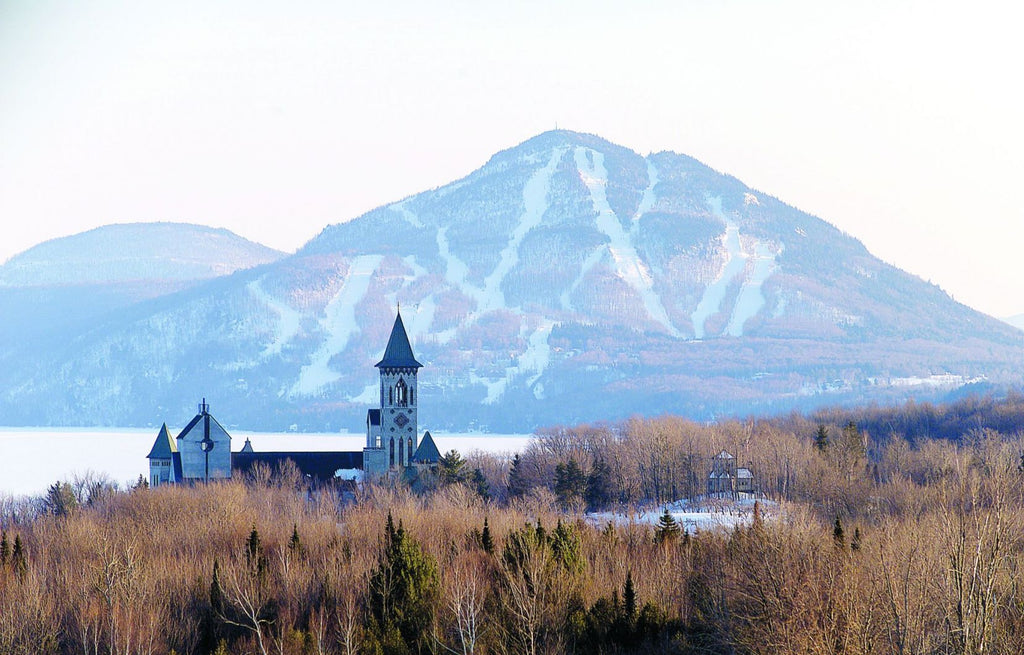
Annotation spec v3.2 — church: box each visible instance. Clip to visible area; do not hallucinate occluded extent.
[146,309,441,486]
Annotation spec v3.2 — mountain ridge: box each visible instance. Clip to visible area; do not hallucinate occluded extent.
[0,131,1019,431]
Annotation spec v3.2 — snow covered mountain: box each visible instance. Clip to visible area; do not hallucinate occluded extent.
[0,132,1019,431]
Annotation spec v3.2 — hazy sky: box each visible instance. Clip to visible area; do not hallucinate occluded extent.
[2,1,1022,317]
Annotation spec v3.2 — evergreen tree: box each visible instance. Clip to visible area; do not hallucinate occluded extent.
[654,508,681,545]
[550,519,583,574]
[210,559,224,614]
[851,527,862,552]
[43,481,78,517]
[554,458,587,509]
[623,570,637,623]
[585,457,616,511]
[438,449,468,485]
[0,531,8,567]
[814,424,830,452]
[507,453,529,498]
[471,467,490,500]
[481,516,494,555]
[11,535,27,577]
[833,516,846,550]
[246,524,261,565]
[369,514,440,654]
[289,524,302,555]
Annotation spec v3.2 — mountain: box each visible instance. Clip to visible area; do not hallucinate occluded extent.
[0,132,1019,431]
[1004,314,1024,331]
[0,223,284,354]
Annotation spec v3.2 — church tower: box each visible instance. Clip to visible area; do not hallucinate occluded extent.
[364,309,422,474]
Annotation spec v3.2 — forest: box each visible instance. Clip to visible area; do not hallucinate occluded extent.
[2,394,1024,654]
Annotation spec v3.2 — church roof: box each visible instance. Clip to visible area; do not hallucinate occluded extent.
[412,430,441,464]
[367,409,381,426]
[240,438,254,453]
[146,423,178,459]
[375,310,422,369]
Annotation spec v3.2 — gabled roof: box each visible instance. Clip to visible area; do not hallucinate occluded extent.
[375,310,422,369]
[713,450,734,460]
[146,424,177,459]
[736,468,753,479]
[240,438,254,453]
[412,431,441,464]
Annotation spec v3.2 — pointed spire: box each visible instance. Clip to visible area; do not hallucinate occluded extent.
[146,423,178,459]
[375,308,422,369]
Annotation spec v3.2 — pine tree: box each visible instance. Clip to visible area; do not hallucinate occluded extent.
[851,527,862,552]
[471,467,490,500]
[481,516,494,555]
[814,424,830,452]
[623,570,637,623]
[554,459,587,509]
[439,449,468,485]
[210,559,224,614]
[289,524,302,555]
[585,457,615,511]
[0,531,8,567]
[833,516,846,550]
[11,535,27,577]
[551,519,583,574]
[655,508,681,545]
[246,524,261,565]
[507,453,528,498]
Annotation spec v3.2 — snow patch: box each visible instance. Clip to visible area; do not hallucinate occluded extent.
[743,192,760,206]
[589,495,778,533]
[561,245,606,311]
[390,199,424,228]
[334,468,364,482]
[247,278,302,358]
[575,148,680,336]
[631,159,660,224]
[290,255,382,396]
[725,242,780,337]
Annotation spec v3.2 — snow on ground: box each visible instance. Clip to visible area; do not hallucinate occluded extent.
[560,244,605,311]
[0,429,534,497]
[436,227,483,306]
[481,148,564,313]
[290,255,382,396]
[724,242,779,337]
[691,198,746,339]
[575,148,680,337]
[631,159,660,224]
[589,494,779,533]
[247,278,302,359]
[390,199,424,228]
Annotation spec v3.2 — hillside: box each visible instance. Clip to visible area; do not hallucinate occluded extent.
[0,132,1019,430]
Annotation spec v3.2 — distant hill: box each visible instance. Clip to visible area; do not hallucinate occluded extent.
[0,222,284,287]
[1003,314,1024,331]
[0,132,1019,431]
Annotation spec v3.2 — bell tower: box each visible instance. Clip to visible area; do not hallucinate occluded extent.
[374,308,422,469]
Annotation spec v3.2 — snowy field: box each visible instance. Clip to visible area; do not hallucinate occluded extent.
[588,494,778,533]
[0,428,533,497]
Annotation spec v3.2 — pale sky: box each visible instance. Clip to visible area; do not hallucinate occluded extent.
[1,0,1022,317]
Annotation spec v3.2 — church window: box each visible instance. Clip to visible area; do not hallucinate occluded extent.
[395,378,408,407]
[410,388,414,405]
[389,387,393,405]
[389,439,394,466]
[408,437,414,461]
[398,437,404,465]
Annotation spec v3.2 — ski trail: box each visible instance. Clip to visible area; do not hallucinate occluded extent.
[631,159,659,227]
[290,254,383,396]
[691,198,745,339]
[575,147,680,336]
[436,226,485,307]
[247,278,301,358]
[561,245,606,311]
[390,199,424,227]
[724,242,779,337]
[474,318,556,404]
[481,148,564,313]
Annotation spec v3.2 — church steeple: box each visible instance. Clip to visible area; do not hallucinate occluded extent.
[376,309,422,369]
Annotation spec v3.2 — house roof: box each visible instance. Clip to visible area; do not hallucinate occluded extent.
[176,407,232,444]
[240,438,254,453]
[232,451,364,482]
[375,310,422,369]
[412,431,441,464]
[146,424,178,459]
[736,468,753,479]
[713,450,734,460]
[367,409,381,426]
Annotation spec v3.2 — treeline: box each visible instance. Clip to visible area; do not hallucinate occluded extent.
[3,432,1024,654]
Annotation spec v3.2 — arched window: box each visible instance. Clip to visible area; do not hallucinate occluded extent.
[389,438,394,466]
[389,386,393,405]
[398,437,404,465]
[410,388,414,406]
[395,378,408,407]
[408,437,414,462]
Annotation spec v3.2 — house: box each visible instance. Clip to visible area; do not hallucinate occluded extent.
[706,450,754,496]
[146,308,437,486]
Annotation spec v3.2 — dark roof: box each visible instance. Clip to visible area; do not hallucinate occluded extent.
[412,431,441,464]
[172,452,183,481]
[367,409,381,426]
[232,451,364,482]
[375,310,422,369]
[176,407,232,443]
[146,424,177,459]
[240,438,254,453]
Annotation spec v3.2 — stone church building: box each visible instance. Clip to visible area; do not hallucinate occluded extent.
[146,309,440,486]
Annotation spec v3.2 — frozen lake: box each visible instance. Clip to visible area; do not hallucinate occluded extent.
[0,428,534,497]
